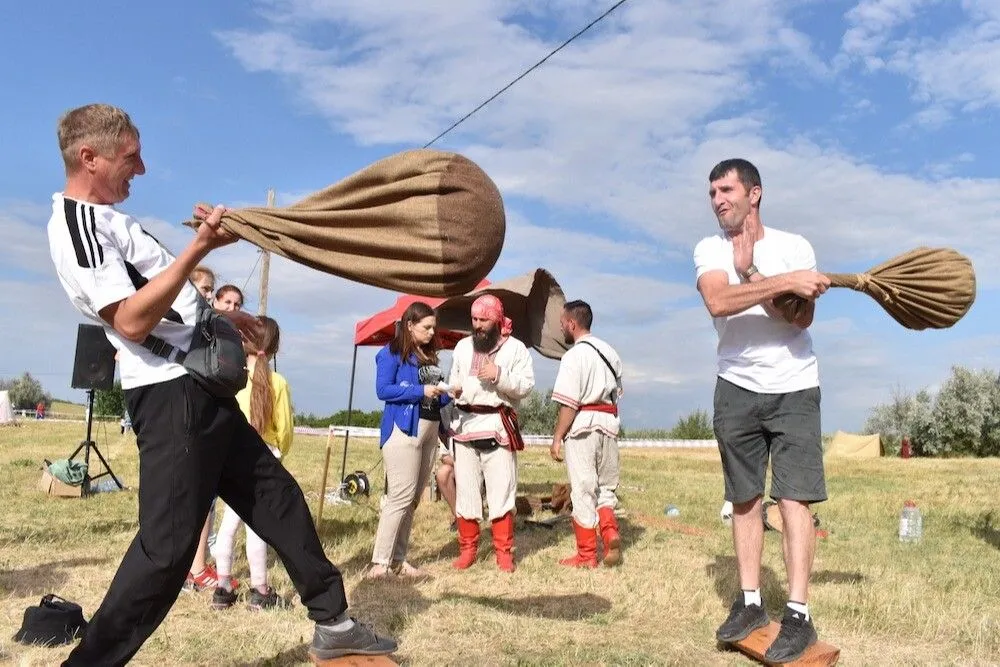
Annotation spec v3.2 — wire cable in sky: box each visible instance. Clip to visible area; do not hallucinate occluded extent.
[241,249,264,296]
[423,0,629,148]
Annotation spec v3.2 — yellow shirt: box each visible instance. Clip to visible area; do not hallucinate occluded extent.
[236,360,294,458]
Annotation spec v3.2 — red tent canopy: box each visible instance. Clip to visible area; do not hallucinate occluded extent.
[353,279,490,349]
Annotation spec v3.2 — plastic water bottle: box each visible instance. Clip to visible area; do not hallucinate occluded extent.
[898,500,922,542]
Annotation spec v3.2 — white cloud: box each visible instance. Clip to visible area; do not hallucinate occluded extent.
[839,0,940,66]
[4,1,997,435]
[0,200,58,276]
[840,1,1000,118]
[214,1,1000,289]
[209,0,1000,431]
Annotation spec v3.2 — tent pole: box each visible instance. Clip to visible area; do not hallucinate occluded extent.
[316,427,333,526]
[339,344,359,487]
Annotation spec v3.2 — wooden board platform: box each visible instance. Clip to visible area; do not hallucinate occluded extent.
[729,622,840,666]
[310,655,397,666]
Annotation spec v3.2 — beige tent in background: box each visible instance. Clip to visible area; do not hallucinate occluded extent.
[826,430,883,457]
[0,391,15,426]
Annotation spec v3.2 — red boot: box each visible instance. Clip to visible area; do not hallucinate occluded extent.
[452,517,480,570]
[597,506,622,567]
[491,512,516,572]
[559,520,599,568]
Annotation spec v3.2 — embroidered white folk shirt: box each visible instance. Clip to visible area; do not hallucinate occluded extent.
[551,334,623,438]
[448,335,535,446]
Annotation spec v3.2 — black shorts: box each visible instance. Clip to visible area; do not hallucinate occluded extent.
[713,377,826,505]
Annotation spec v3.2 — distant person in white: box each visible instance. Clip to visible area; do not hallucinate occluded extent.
[46,103,396,666]
[694,158,830,663]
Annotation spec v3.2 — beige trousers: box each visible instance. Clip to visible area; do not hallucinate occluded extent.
[454,441,517,521]
[371,419,439,565]
[564,429,620,528]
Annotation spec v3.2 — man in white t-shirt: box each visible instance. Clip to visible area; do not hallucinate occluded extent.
[693,158,831,663]
[46,104,395,666]
[550,300,624,568]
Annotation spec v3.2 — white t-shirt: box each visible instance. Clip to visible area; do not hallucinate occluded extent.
[693,226,819,394]
[47,193,200,390]
[551,334,623,438]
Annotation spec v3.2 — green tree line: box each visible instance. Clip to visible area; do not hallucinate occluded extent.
[865,365,1000,457]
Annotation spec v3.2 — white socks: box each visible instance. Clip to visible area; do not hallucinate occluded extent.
[742,591,810,619]
[787,601,810,620]
[323,614,355,631]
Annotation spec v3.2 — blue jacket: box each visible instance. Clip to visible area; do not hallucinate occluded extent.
[376,345,450,447]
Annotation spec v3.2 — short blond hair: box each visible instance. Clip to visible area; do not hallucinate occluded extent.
[57,104,140,171]
[190,265,216,284]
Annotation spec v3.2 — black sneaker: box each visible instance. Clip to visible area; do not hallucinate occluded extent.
[247,586,279,611]
[764,607,817,663]
[310,618,397,660]
[211,587,238,610]
[715,598,769,642]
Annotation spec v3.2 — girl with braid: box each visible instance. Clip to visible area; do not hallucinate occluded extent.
[211,316,294,611]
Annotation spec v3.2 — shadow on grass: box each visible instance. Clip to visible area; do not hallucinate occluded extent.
[315,507,379,547]
[0,556,111,596]
[419,515,566,566]
[442,592,612,620]
[706,554,786,616]
[422,514,647,568]
[234,643,311,667]
[812,570,867,585]
[972,511,1000,550]
[349,575,432,637]
[83,518,137,535]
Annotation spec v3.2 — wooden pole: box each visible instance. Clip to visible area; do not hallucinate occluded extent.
[317,427,334,526]
[258,188,274,316]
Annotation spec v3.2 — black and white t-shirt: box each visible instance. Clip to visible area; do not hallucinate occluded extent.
[47,193,201,389]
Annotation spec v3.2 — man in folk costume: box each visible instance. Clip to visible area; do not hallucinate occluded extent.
[549,300,624,568]
[448,295,535,572]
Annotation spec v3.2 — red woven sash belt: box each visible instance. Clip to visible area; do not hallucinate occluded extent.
[457,404,525,451]
[579,403,618,416]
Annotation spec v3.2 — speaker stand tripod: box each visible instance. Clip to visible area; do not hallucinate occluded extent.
[68,389,124,494]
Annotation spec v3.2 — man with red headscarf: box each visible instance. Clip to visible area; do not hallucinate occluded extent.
[447,295,535,572]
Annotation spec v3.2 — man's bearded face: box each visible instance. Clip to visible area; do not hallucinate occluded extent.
[472,316,500,352]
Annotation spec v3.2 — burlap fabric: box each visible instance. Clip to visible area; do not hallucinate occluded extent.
[775,247,976,330]
[187,149,505,297]
[434,268,571,360]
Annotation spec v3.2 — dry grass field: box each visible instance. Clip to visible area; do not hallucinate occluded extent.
[0,419,997,665]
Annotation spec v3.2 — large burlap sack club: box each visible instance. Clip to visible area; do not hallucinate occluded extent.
[187,149,506,297]
[775,247,976,330]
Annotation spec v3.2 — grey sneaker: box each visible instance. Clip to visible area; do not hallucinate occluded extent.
[247,586,279,611]
[715,598,769,642]
[764,607,817,662]
[210,587,238,611]
[310,618,397,660]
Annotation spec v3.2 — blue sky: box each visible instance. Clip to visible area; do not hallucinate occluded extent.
[1,0,998,433]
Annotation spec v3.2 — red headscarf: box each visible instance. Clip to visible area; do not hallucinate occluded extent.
[471,294,513,336]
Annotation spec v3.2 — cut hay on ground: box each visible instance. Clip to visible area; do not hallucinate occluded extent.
[0,422,997,665]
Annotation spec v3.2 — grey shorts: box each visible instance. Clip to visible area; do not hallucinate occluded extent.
[713,377,826,505]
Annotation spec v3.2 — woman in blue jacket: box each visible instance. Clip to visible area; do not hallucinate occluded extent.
[368,301,449,578]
